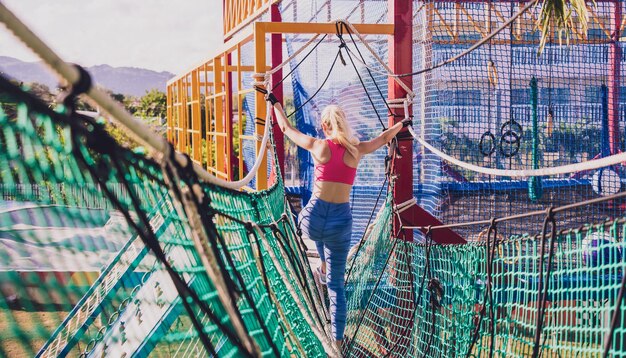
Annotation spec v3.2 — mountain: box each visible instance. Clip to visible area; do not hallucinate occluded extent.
[0,56,174,97]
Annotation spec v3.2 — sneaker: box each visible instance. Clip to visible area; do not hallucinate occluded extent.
[316,267,327,285]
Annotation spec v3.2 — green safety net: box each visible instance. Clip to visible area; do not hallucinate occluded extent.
[345,200,626,357]
[0,76,329,357]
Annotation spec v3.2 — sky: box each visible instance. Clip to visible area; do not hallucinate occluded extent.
[0,0,223,74]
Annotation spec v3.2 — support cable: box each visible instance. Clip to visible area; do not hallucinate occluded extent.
[465,219,498,358]
[271,34,328,91]
[336,1,537,79]
[338,21,399,119]
[335,22,387,129]
[531,207,558,358]
[285,49,341,118]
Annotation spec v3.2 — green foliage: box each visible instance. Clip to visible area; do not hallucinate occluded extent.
[136,89,166,122]
[537,0,591,53]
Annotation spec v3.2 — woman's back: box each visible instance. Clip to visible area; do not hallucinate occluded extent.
[313,139,358,203]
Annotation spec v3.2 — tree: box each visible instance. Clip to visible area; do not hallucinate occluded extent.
[538,0,589,53]
[137,89,166,122]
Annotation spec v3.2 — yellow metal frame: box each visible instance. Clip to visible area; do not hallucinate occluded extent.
[167,21,392,190]
[223,0,280,39]
[253,22,394,189]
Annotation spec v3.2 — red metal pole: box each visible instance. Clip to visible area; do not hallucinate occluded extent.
[271,3,286,180]
[391,1,466,244]
[387,1,415,354]
[389,0,414,242]
[609,0,621,155]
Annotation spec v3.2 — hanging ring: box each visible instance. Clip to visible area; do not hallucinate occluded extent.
[499,130,521,157]
[500,120,523,137]
[479,131,496,157]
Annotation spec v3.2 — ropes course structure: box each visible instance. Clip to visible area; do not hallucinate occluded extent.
[3,0,626,357]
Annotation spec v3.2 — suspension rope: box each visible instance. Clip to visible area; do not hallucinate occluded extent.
[337,1,537,79]
[531,207,558,358]
[286,49,341,118]
[338,21,399,119]
[271,34,328,91]
[335,22,388,129]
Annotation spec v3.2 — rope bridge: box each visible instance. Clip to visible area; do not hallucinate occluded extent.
[2,1,626,358]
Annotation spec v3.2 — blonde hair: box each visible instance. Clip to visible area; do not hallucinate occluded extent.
[320,105,360,158]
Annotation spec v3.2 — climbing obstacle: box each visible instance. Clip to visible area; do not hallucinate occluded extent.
[3,0,626,357]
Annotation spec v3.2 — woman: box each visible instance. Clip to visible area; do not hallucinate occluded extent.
[266,93,410,350]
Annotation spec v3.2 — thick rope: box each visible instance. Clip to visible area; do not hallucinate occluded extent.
[408,125,626,178]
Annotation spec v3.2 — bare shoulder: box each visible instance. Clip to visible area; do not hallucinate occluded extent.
[311,138,329,157]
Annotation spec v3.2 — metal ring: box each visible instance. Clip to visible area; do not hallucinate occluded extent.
[499,130,521,157]
[500,120,523,137]
[107,311,120,326]
[479,131,496,156]
[96,326,107,341]
[84,338,97,354]
[119,296,132,311]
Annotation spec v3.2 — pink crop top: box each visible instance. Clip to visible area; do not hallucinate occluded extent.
[314,140,357,185]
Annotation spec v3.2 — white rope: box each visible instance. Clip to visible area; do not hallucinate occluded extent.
[0,3,272,190]
[408,126,626,178]
[394,198,416,214]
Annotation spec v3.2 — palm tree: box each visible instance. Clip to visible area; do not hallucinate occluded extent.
[538,0,590,52]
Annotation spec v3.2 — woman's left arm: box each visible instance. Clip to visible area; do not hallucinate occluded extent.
[357,118,411,155]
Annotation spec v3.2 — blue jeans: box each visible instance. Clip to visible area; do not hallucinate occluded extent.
[298,197,352,340]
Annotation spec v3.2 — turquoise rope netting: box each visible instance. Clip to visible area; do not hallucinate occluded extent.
[0,75,330,357]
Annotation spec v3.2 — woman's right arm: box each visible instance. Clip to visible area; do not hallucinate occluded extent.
[271,102,320,152]
[358,118,411,155]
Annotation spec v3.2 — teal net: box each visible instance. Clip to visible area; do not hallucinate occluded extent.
[0,75,331,357]
[345,206,626,357]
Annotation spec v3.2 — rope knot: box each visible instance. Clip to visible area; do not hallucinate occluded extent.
[427,277,444,309]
